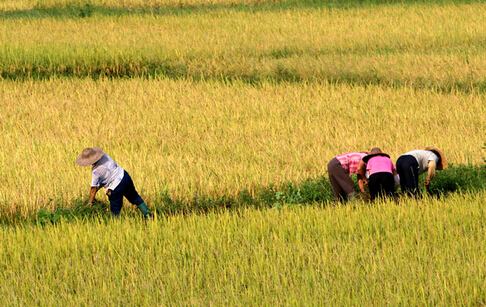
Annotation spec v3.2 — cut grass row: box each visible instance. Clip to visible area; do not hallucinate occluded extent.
[1,192,486,305]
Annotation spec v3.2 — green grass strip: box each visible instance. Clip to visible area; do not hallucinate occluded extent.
[1,163,484,226]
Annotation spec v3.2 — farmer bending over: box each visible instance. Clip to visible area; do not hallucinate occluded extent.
[76,147,151,218]
[395,146,447,196]
[327,151,368,203]
[360,148,399,201]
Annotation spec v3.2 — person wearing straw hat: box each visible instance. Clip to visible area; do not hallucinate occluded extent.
[395,146,447,196]
[360,148,399,201]
[327,151,368,203]
[76,147,151,218]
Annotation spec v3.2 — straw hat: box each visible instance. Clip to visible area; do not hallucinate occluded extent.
[76,147,104,167]
[424,146,447,170]
[362,147,390,163]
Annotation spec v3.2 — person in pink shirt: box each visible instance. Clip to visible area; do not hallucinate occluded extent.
[360,148,399,201]
[327,151,368,203]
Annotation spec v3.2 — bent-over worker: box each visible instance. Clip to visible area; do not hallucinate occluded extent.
[76,147,151,218]
[395,146,447,196]
[327,152,368,203]
[360,148,399,201]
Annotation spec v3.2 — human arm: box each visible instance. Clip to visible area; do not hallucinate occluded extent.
[357,159,368,186]
[88,186,100,205]
[425,160,437,186]
[357,174,366,192]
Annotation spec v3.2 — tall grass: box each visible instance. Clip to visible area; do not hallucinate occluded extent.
[1,193,486,305]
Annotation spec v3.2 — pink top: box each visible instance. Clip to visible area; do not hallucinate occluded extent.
[335,153,366,174]
[366,155,396,176]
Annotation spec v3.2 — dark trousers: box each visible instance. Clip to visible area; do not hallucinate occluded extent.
[328,157,356,202]
[396,155,419,196]
[108,170,144,216]
[368,172,395,201]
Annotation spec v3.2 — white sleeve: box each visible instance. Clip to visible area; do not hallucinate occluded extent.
[428,152,439,163]
[91,170,101,187]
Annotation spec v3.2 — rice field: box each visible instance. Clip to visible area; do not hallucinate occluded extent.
[0,0,485,213]
[2,194,486,305]
[1,0,486,305]
[1,78,485,215]
[0,0,485,91]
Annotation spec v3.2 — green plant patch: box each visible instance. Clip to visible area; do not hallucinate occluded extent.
[0,164,483,226]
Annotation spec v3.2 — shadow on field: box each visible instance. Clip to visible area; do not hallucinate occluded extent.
[2,56,485,94]
[0,164,484,226]
[0,0,481,20]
